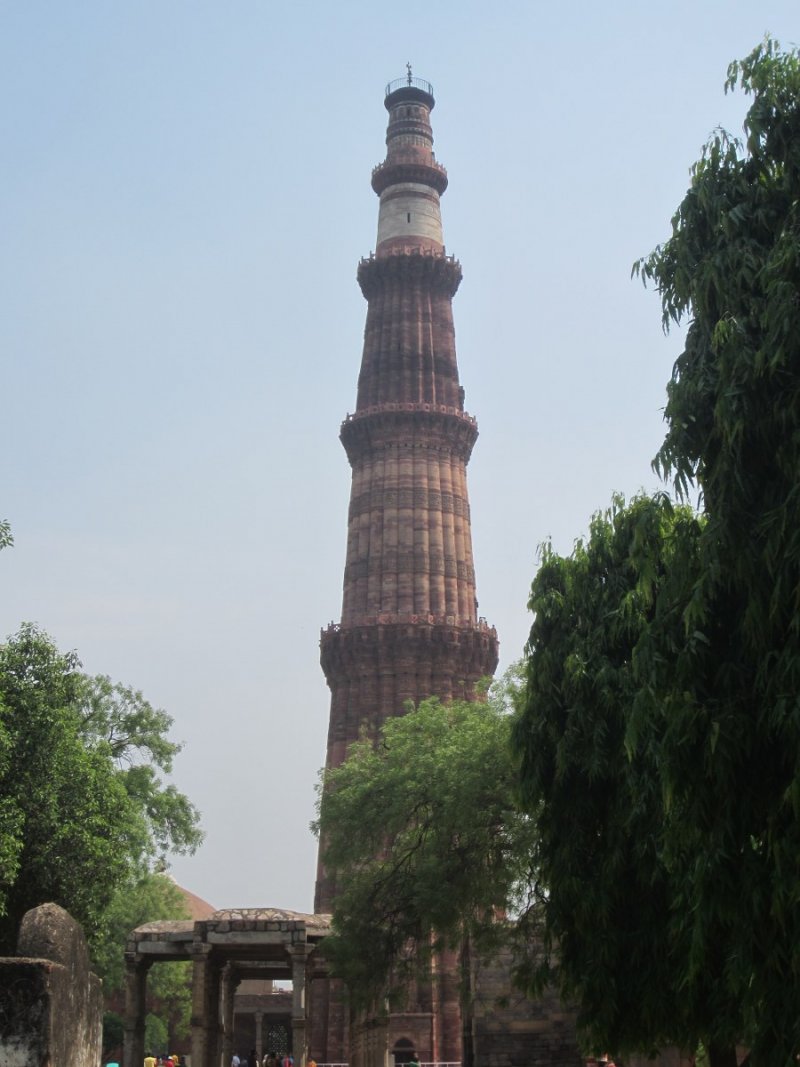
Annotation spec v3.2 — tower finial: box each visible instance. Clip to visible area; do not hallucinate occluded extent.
[406,61,412,85]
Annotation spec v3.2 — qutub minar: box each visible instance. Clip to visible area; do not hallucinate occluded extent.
[312,70,499,1064]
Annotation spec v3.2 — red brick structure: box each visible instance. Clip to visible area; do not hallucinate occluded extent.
[313,73,498,1065]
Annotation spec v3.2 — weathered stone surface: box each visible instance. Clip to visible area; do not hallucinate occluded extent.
[0,903,102,1067]
[470,945,583,1067]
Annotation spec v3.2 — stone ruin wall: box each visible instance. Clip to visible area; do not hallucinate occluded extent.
[0,903,102,1067]
[470,945,583,1067]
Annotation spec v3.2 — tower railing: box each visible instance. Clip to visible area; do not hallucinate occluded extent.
[385,76,434,97]
[323,615,497,635]
[343,401,477,427]
[360,247,456,263]
[371,157,448,182]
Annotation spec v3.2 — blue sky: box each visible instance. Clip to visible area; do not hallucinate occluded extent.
[2,2,796,911]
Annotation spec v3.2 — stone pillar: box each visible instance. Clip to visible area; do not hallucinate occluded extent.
[123,953,149,1067]
[221,965,237,1067]
[289,945,314,1067]
[255,1011,264,1060]
[191,944,222,1067]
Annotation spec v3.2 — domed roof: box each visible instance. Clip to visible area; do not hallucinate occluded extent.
[167,876,216,920]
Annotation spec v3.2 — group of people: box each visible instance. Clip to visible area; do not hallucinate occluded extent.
[232,1052,305,1067]
[144,1054,183,1067]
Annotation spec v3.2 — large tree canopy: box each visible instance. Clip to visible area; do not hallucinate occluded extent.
[638,37,800,1067]
[512,496,740,1061]
[515,38,800,1067]
[313,687,538,1008]
[0,625,140,951]
[0,624,202,955]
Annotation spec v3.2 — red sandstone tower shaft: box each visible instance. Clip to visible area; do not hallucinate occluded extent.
[313,74,498,1063]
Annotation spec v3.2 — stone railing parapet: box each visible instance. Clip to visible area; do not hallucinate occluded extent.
[357,248,462,299]
[321,614,497,638]
[360,246,457,265]
[371,158,447,180]
[343,402,476,427]
[371,156,448,190]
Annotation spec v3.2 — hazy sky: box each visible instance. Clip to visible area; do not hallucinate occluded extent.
[2,2,796,912]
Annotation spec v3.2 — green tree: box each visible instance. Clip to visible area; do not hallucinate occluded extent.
[0,625,142,952]
[313,687,538,1009]
[93,872,193,1039]
[512,496,736,1061]
[514,38,800,1067]
[77,674,203,862]
[102,1011,125,1060]
[0,624,202,956]
[637,37,800,1067]
[145,1013,168,1056]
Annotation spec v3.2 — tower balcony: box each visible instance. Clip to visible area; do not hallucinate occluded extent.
[322,614,496,635]
[371,158,448,196]
[339,402,479,466]
[357,247,461,297]
[320,615,500,697]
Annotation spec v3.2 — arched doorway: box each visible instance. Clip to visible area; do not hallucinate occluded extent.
[392,1038,416,1065]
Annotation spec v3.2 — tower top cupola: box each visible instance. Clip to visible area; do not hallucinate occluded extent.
[384,65,435,110]
[372,66,448,256]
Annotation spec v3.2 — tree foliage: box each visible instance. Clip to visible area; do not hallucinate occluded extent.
[93,872,193,1040]
[103,1012,125,1058]
[515,39,800,1067]
[0,624,202,956]
[638,37,800,1067]
[512,496,739,1059]
[0,625,141,952]
[78,674,203,860]
[313,688,538,1007]
[639,40,800,626]
[145,1014,169,1056]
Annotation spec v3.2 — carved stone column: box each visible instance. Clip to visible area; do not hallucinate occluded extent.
[191,944,222,1067]
[221,964,237,1067]
[123,953,150,1067]
[289,944,315,1066]
[255,1011,264,1059]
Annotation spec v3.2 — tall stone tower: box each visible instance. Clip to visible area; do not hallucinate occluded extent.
[313,73,499,1064]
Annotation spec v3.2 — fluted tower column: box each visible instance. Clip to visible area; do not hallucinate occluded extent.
[313,74,499,1064]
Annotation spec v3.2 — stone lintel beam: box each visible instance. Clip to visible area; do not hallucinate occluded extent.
[207,930,293,945]
[129,942,193,959]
